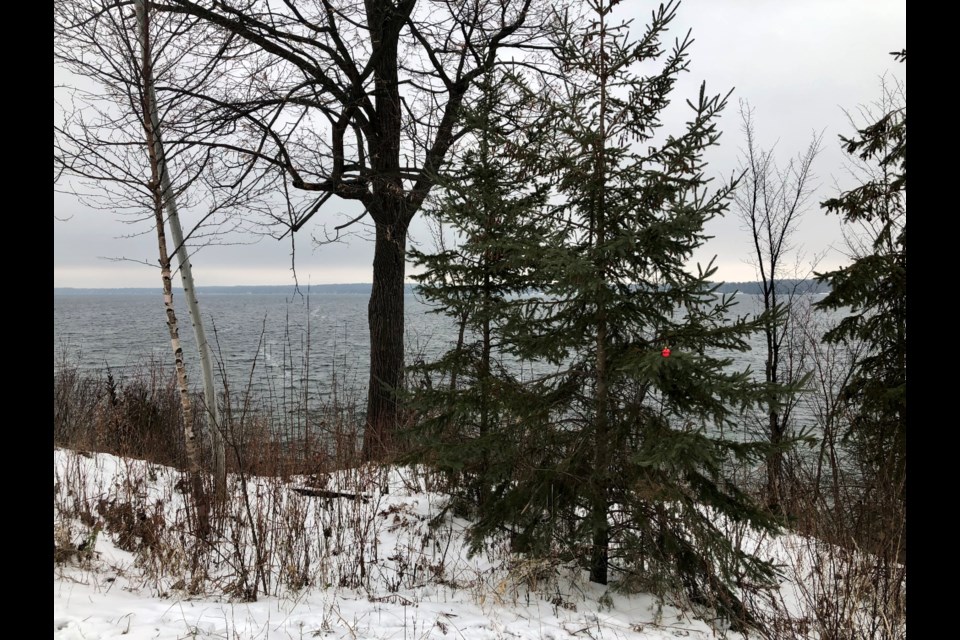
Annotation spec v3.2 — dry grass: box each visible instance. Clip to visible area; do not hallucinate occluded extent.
[53,353,906,638]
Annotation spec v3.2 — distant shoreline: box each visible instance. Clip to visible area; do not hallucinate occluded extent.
[54,279,830,296]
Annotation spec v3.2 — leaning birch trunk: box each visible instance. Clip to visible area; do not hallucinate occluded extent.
[152,203,212,538]
[135,0,226,499]
[136,0,209,537]
[138,103,210,535]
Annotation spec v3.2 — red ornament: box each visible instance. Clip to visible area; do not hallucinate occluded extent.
[661,347,671,357]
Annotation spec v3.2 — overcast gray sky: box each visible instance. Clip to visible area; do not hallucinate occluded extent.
[53,0,906,289]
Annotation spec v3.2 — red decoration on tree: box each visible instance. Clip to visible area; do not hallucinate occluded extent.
[661,347,671,357]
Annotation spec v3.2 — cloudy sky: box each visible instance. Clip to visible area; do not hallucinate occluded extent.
[53,0,906,289]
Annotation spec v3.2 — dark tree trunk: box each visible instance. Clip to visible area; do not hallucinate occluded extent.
[359,0,409,462]
[763,285,786,512]
[362,220,408,460]
[590,319,610,585]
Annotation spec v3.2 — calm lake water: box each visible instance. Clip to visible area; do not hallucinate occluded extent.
[54,288,836,430]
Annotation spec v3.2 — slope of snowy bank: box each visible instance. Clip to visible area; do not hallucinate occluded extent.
[53,448,892,639]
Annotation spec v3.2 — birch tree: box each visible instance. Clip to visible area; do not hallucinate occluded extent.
[55,0,239,503]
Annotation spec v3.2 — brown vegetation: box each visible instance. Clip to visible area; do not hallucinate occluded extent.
[53,353,904,637]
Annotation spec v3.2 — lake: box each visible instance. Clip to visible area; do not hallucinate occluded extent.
[54,287,838,433]
[55,288,453,402]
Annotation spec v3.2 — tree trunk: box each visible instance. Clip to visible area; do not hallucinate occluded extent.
[590,317,610,585]
[358,0,408,462]
[136,0,220,526]
[763,284,785,511]
[136,1,225,500]
[590,25,610,585]
[362,220,408,461]
[157,227,211,539]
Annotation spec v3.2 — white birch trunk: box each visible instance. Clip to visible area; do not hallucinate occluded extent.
[135,0,226,499]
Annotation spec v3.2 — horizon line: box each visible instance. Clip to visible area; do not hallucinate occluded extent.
[55,278,823,291]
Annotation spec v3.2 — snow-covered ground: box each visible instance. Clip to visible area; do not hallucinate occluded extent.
[53,449,899,639]
[54,561,728,640]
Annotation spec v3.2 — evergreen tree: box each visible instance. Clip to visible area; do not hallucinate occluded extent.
[461,0,782,628]
[405,69,553,517]
[815,50,906,561]
[409,2,789,629]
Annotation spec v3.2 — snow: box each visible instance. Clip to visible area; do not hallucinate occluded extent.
[53,448,891,639]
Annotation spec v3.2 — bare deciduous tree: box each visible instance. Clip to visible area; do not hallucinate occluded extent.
[733,100,824,510]
[145,0,548,460]
[55,0,256,507]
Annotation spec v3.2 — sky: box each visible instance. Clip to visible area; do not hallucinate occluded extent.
[53,0,907,289]
[55,447,891,639]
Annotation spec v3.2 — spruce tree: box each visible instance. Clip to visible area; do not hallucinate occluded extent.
[409,2,787,629]
[405,69,552,518]
[815,50,906,561]
[481,0,781,627]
